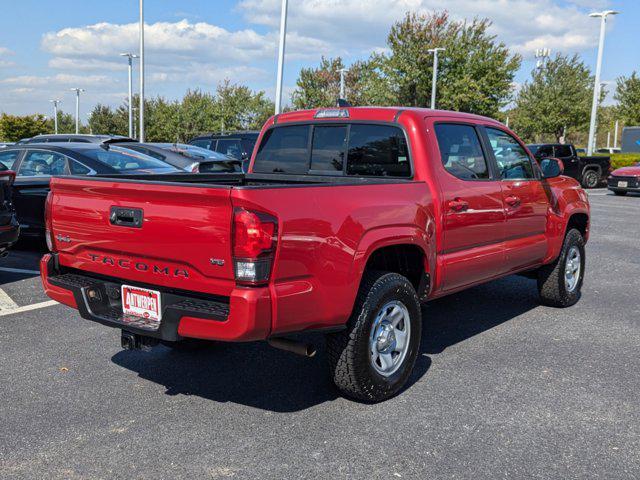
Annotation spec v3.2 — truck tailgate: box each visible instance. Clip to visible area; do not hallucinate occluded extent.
[49,177,236,296]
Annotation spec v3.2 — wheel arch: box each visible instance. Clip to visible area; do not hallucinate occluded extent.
[352,226,434,302]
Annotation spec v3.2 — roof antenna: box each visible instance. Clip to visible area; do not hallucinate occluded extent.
[336,98,352,107]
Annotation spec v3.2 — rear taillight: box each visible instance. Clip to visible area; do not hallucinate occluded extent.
[44,191,55,252]
[0,170,15,186]
[232,208,277,285]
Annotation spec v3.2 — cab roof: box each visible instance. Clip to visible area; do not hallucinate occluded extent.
[274,106,505,127]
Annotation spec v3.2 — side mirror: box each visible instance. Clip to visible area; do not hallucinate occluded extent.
[540,158,564,178]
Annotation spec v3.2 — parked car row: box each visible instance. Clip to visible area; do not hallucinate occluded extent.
[0,133,251,253]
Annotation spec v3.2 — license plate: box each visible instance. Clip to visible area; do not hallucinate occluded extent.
[618,181,628,188]
[121,285,162,324]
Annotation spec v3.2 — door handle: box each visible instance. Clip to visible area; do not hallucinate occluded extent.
[505,195,521,207]
[448,198,469,212]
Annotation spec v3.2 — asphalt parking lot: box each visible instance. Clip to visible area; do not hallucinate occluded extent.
[0,189,638,479]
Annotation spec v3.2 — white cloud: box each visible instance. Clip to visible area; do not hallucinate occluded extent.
[0,46,13,56]
[1,74,111,87]
[238,0,602,58]
[42,19,329,66]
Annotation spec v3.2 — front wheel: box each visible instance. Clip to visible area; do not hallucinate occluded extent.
[581,170,600,189]
[326,271,422,402]
[537,228,585,307]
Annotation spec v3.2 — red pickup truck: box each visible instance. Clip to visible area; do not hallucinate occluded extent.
[41,107,590,402]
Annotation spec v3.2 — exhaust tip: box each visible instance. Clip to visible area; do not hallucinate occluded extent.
[268,337,316,358]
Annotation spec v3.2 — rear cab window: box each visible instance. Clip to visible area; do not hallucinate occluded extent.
[253,123,411,177]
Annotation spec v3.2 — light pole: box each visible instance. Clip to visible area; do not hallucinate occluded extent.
[120,53,138,139]
[614,120,619,148]
[50,100,61,134]
[587,10,619,156]
[70,88,85,134]
[139,0,145,142]
[427,47,445,109]
[274,0,288,114]
[338,68,348,99]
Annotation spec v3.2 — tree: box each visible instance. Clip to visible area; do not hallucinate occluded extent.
[512,54,593,143]
[45,111,76,134]
[291,56,393,109]
[0,114,49,141]
[88,104,126,136]
[615,72,640,126]
[383,12,521,116]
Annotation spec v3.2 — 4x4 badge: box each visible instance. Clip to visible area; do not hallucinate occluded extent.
[209,258,225,266]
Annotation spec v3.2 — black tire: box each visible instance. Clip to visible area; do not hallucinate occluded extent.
[613,190,627,196]
[581,170,600,189]
[326,271,422,402]
[537,228,585,307]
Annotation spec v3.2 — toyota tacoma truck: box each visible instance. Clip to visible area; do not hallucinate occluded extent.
[41,107,590,402]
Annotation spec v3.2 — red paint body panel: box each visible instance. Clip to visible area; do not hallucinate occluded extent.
[42,107,590,342]
[610,166,640,177]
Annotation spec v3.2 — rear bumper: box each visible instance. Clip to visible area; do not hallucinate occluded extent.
[40,254,272,342]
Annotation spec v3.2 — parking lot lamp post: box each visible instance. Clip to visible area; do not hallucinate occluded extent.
[139,0,145,142]
[614,120,619,148]
[50,100,61,134]
[338,68,347,99]
[427,47,445,109]
[587,10,619,156]
[120,53,138,139]
[70,88,84,134]
[274,0,288,114]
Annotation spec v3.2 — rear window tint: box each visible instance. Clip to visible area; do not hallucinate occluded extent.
[310,125,347,172]
[253,123,411,177]
[346,125,410,177]
[253,125,310,174]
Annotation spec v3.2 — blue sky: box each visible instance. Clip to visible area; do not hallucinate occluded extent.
[0,0,637,119]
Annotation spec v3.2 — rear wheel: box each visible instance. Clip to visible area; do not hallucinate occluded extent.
[537,228,585,307]
[326,271,421,402]
[581,170,600,189]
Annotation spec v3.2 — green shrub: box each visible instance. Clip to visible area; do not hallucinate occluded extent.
[610,153,640,169]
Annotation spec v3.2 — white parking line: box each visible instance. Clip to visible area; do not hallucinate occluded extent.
[0,267,40,275]
[0,288,19,311]
[0,300,58,317]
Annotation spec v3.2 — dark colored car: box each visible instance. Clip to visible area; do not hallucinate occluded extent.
[189,132,259,169]
[0,166,19,254]
[527,143,611,188]
[20,134,136,144]
[607,162,640,196]
[0,143,179,237]
[118,143,241,173]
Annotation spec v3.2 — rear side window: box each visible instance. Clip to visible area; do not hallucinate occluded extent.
[215,139,243,159]
[532,145,553,158]
[69,159,91,175]
[190,139,211,149]
[554,145,572,158]
[253,125,310,174]
[434,124,489,180]
[19,150,67,176]
[346,125,410,177]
